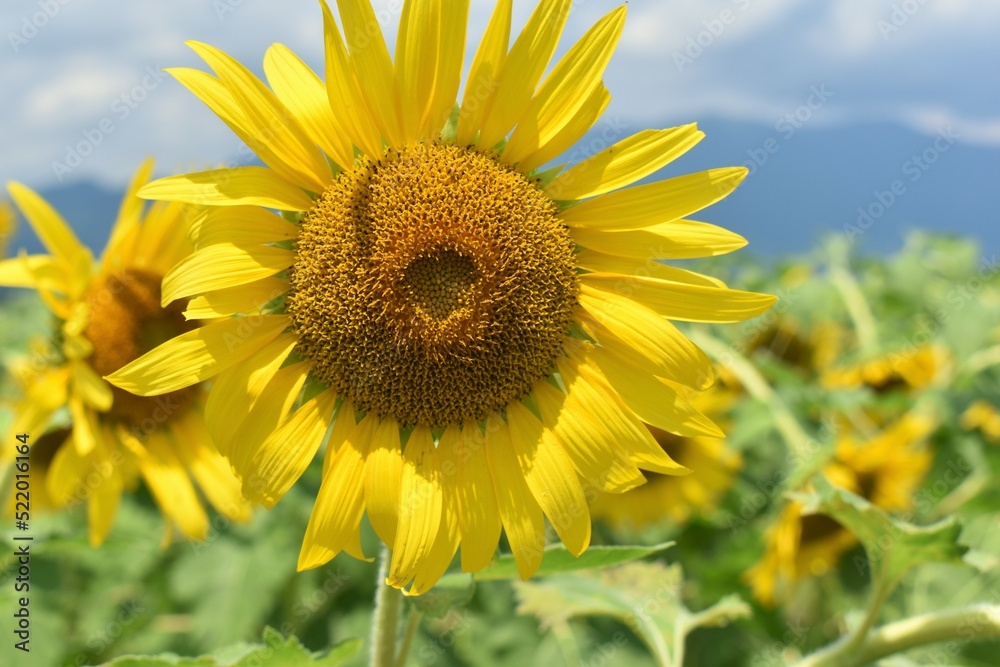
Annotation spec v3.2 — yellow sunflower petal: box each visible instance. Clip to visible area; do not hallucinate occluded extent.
[125,429,209,541]
[170,412,252,522]
[263,43,355,169]
[578,284,714,389]
[103,158,154,266]
[322,401,356,476]
[68,395,99,456]
[388,425,443,588]
[561,167,748,230]
[86,442,123,547]
[5,368,68,449]
[506,401,590,557]
[227,362,310,477]
[403,480,460,596]
[6,182,91,270]
[335,0,403,147]
[184,277,290,320]
[319,0,382,158]
[456,0,512,146]
[45,431,84,506]
[533,378,645,494]
[546,124,704,201]
[581,273,777,323]
[298,412,376,570]
[162,243,293,306]
[186,41,332,192]
[572,219,747,260]
[188,206,298,250]
[71,360,113,411]
[395,0,470,141]
[245,388,337,508]
[514,82,611,174]
[484,415,545,578]
[204,333,298,458]
[124,200,195,275]
[585,344,723,438]
[504,6,626,166]
[477,0,572,150]
[396,0,439,141]
[106,314,290,396]
[166,67,302,189]
[138,167,314,211]
[557,348,695,474]
[576,249,726,288]
[0,255,62,289]
[427,0,468,138]
[445,424,502,573]
[365,416,403,548]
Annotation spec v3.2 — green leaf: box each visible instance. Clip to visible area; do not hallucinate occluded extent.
[796,477,968,587]
[168,511,300,648]
[439,542,673,585]
[515,561,750,667]
[99,628,361,666]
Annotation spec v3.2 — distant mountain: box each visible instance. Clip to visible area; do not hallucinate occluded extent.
[5,119,997,259]
[666,117,999,256]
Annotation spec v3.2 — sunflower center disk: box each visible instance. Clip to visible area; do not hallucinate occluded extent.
[84,268,198,427]
[288,143,578,428]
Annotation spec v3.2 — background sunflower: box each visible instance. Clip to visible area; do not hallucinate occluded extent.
[0,160,250,546]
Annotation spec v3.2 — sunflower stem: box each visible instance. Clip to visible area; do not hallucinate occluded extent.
[827,242,878,354]
[370,546,403,667]
[792,604,1000,667]
[393,608,422,667]
[690,330,823,486]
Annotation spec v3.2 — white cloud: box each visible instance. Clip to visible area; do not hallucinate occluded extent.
[1,0,998,190]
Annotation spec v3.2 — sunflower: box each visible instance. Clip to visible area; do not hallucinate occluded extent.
[745,411,935,605]
[747,317,844,375]
[961,400,1000,444]
[0,161,250,546]
[821,344,948,394]
[107,0,775,594]
[591,376,742,527]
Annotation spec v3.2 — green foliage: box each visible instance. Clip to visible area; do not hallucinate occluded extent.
[2,232,1000,666]
[515,562,750,667]
[439,542,675,585]
[101,628,360,666]
[796,477,969,588]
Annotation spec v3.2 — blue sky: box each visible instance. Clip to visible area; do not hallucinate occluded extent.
[2,1,999,221]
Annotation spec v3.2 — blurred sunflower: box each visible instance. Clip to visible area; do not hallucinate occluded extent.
[747,317,844,375]
[0,161,250,546]
[591,378,742,527]
[961,400,1000,444]
[108,0,774,594]
[745,411,935,605]
[822,344,948,394]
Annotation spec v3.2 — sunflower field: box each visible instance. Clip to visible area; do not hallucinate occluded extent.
[2,1,999,666]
